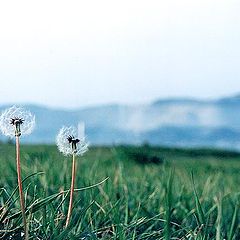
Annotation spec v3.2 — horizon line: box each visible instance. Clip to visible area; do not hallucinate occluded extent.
[0,92,239,111]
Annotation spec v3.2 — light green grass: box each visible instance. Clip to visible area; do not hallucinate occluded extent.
[0,144,239,239]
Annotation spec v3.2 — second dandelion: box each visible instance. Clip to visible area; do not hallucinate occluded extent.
[56,125,88,227]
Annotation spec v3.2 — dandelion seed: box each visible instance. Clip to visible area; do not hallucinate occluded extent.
[56,125,89,227]
[0,105,35,137]
[56,126,88,156]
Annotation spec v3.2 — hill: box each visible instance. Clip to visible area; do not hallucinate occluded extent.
[1,94,240,149]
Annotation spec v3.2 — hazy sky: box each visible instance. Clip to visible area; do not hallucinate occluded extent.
[0,0,240,108]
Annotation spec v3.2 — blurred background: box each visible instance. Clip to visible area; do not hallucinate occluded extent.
[0,0,240,149]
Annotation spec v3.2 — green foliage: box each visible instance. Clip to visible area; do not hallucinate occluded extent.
[121,145,164,164]
[0,144,240,239]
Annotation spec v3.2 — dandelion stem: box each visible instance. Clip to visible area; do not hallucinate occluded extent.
[16,136,28,240]
[66,153,76,227]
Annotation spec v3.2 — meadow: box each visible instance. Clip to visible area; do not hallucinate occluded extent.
[0,144,240,239]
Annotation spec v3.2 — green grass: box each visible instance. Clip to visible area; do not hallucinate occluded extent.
[0,144,240,239]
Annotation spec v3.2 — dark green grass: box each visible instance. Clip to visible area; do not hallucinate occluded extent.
[0,144,240,239]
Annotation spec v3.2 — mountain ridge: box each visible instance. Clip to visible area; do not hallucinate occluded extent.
[0,93,240,149]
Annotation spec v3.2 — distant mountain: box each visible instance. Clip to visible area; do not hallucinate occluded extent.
[0,94,240,150]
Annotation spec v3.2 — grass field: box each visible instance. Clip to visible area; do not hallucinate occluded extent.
[0,144,240,239]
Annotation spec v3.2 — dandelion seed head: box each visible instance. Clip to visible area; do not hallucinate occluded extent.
[0,106,35,137]
[56,126,89,156]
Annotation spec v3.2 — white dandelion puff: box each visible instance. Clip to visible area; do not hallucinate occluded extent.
[0,105,35,239]
[56,125,89,227]
[0,106,35,137]
[56,126,88,156]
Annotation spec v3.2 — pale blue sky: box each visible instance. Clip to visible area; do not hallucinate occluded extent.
[0,0,240,108]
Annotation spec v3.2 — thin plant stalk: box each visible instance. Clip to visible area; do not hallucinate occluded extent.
[16,136,28,240]
[66,153,76,227]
